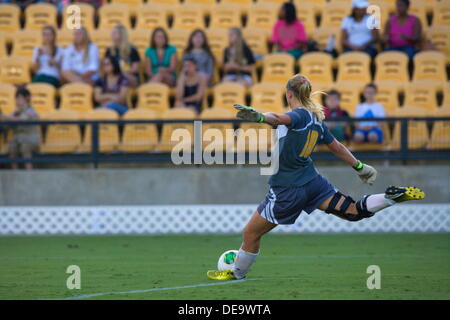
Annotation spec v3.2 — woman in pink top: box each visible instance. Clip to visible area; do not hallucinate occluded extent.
[271,2,308,59]
[384,0,422,60]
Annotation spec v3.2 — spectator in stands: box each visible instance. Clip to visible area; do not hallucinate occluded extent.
[175,58,207,115]
[0,87,40,170]
[222,27,255,88]
[94,55,130,116]
[31,25,63,88]
[61,27,99,85]
[353,83,386,144]
[383,0,422,60]
[341,0,379,58]
[105,24,141,88]
[145,27,178,88]
[182,29,215,85]
[323,90,351,142]
[271,2,308,60]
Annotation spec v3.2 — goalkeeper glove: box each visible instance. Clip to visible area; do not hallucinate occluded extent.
[233,104,265,123]
[353,160,377,185]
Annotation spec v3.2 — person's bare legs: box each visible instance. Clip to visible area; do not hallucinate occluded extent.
[61,70,84,83]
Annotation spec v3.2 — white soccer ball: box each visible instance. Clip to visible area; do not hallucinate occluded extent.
[217,250,239,271]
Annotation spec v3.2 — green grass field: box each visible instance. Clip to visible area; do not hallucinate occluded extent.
[0,233,448,300]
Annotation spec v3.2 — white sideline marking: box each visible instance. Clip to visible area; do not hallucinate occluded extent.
[42,278,262,300]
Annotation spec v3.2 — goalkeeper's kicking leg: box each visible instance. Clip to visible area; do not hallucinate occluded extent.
[207,184,425,281]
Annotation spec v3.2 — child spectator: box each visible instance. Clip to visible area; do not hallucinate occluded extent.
[61,27,99,85]
[341,0,379,58]
[271,2,308,59]
[0,87,40,170]
[353,84,386,144]
[105,24,141,88]
[323,90,351,142]
[32,25,63,88]
[94,55,130,116]
[175,58,207,115]
[182,29,215,85]
[144,27,178,87]
[383,0,422,60]
[222,27,255,88]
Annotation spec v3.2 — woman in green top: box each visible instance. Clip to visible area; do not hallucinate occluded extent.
[144,28,178,87]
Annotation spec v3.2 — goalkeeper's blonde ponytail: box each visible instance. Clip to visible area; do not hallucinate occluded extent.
[286,74,325,121]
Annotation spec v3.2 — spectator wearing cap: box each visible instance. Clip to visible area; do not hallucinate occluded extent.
[341,0,380,58]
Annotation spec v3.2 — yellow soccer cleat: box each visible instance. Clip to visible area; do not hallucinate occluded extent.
[207,270,237,281]
[385,186,426,203]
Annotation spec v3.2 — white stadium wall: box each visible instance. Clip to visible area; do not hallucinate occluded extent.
[0,204,449,235]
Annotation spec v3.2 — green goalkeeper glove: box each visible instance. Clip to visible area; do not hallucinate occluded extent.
[353,160,377,185]
[233,104,265,123]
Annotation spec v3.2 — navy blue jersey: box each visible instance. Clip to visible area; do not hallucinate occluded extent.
[268,108,335,187]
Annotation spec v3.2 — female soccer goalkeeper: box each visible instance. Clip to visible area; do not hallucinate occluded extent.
[207,74,425,281]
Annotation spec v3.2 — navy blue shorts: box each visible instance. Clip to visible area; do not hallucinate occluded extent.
[257,174,337,225]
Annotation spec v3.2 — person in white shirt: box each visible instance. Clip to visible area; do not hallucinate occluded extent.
[353,83,386,144]
[31,25,63,88]
[341,0,379,58]
[61,27,99,85]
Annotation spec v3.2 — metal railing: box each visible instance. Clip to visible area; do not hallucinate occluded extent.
[1,116,450,168]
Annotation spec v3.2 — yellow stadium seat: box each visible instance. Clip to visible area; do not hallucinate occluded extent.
[24,3,57,31]
[172,4,206,30]
[321,2,351,28]
[90,29,111,58]
[296,3,316,36]
[98,3,131,30]
[374,51,409,92]
[26,83,56,116]
[110,0,144,17]
[136,82,170,116]
[374,84,399,115]
[59,83,94,114]
[135,3,168,30]
[205,28,228,63]
[61,2,95,31]
[149,0,179,17]
[57,28,74,48]
[298,52,334,88]
[332,83,362,115]
[118,108,159,152]
[246,2,278,37]
[390,106,429,150]
[408,1,428,28]
[158,108,197,152]
[220,0,253,16]
[0,83,16,114]
[425,26,450,65]
[129,29,152,58]
[427,109,450,150]
[0,31,6,58]
[167,28,191,59]
[294,0,326,15]
[236,122,274,153]
[200,107,235,152]
[336,52,372,85]
[209,3,242,29]
[11,30,42,59]
[0,57,31,85]
[433,1,450,27]
[0,4,20,41]
[242,27,269,58]
[184,0,216,15]
[404,82,438,111]
[442,82,450,108]
[412,51,447,91]
[79,109,120,153]
[261,53,295,84]
[311,26,342,53]
[40,109,82,154]
[212,82,246,111]
[250,82,285,113]
[411,0,437,15]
